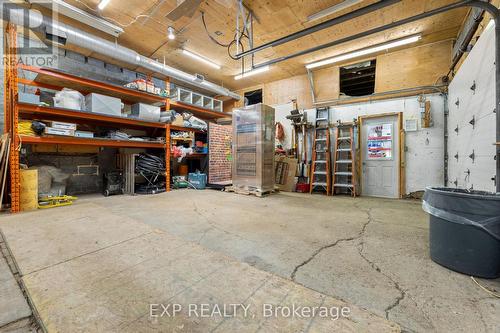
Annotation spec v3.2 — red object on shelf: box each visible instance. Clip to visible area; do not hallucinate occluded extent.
[368,147,392,151]
[296,183,310,193]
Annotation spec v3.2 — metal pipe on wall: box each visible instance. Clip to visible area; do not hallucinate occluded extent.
[253,1,478,69]
[3,4,241,100]
[313,85,447,106]
[234,0,401,59]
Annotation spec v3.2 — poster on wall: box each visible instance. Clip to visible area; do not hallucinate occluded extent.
[367,123,393,160]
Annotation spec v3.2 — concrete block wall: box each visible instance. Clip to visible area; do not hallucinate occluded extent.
[274,93,446,195]
[208,123,232,183]
[23,147,118,195]
[25,150,101,195]
[326,94,446,195]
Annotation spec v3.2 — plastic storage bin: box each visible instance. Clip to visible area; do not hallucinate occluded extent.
[188,173,207,190]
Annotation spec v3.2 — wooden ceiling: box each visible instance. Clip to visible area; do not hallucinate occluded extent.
[51,0,468,92]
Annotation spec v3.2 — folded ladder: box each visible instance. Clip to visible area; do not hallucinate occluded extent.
[310,107,331,195]
[332,123,357,197]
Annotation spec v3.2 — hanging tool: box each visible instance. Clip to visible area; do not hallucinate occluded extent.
[309,107,331,195]
[286,99,309,181]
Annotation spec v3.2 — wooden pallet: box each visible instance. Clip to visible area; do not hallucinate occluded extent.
[224,185,278,197]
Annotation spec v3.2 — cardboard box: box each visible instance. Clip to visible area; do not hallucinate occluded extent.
[20,169,38,211]
[44,127,75,136]
[85,93,122,117]
[172,114,184,126]
[136,80,147,91]
[49,121,77,130]
[146,82,155,94]
[274,156,298,192]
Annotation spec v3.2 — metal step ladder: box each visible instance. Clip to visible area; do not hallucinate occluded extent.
[310,107,331,195]
[332,122,357,197]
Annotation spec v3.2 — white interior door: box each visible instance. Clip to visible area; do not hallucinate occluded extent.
[361,115,399,198]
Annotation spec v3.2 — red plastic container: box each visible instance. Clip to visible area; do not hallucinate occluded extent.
[295,183,310,193]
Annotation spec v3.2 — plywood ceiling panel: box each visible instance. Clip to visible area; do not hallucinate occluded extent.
[57,0,467,92]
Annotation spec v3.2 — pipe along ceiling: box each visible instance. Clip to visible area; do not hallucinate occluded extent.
[4,3,241,101]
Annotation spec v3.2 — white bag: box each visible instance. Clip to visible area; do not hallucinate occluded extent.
[54,88,85,111]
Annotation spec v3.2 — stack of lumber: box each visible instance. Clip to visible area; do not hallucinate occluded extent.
[0,134,11,210]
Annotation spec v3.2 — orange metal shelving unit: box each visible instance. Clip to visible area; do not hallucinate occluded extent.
[4,25,231,213]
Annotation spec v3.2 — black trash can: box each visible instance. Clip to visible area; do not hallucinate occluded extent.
[423,187,500,279]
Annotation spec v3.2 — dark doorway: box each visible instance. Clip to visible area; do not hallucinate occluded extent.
[340,60,376,97]
[244,89,263,106]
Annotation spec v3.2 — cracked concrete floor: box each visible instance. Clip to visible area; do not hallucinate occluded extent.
[90,190,500,333]
[2,190,499,332]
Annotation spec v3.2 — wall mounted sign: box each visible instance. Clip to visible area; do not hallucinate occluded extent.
[367,123,393,160]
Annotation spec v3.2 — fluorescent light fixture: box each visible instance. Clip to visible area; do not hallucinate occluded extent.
[168,26,176,40]
[306,35,422,69]
[234,66,270,80]
[308,0,364,22]
[29,0,123,37]
[182,49,221,69]
[98,0,111,10]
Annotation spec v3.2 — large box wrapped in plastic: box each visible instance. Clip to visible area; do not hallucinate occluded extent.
[85,93,122,117]
[131,103,161,122]
[232,103,275,192]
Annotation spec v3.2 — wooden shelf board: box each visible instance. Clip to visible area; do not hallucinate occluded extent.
[20,135,166,149]
[186,153,208,158]
[18,103,167,130]
[169,125,205,133]
[22,66,167,104]
[169,101,230,120]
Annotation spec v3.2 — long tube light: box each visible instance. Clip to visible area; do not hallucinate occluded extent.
[98,0,111,10]
[234,66,270,80]
[305,34,422,69]
[182,49,221,69]
[29,0,123,37]
[308,0,364,22]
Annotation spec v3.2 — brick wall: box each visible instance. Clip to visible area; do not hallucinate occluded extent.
[208,124,232,183]
[0,29,4,133]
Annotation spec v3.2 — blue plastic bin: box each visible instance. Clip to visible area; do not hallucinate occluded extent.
[188,173,207,190]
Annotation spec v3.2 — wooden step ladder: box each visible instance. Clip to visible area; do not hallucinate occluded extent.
[332,122,357,197]
[310,107,331,195]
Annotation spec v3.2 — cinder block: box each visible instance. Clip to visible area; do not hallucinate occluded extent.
[66,50,86,63]
[105,63,122,74]
[87,57,105,69]
[152,78,165,89]
[123,68,137,82]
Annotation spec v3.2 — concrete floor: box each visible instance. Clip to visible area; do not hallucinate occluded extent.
[0,254,33,333]
[0,190,499,332]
